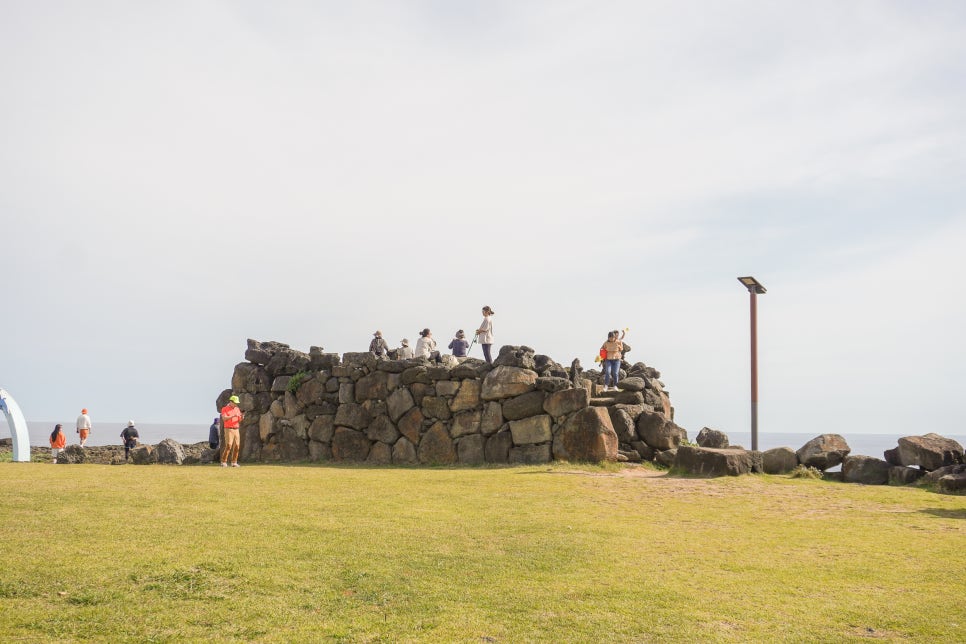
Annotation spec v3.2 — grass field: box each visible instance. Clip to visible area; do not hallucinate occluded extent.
[1,462,963,642]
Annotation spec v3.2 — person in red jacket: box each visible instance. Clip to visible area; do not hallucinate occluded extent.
[49,424,67,463]
[220,395,244,468]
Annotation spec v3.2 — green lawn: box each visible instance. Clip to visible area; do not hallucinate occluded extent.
[1,463,963,642]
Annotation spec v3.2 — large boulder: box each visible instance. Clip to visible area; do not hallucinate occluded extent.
[889,466,925,486]
[392,437,418,465]
[895,434,964,471]
[493,345,537,370]
[331,428,370,462]
[155,439,186,465]
[481,366,537,401]
[937,473,966,494]
[386,388,416,422]
[616,377,647,392]
[334,403,371,431]
[543,388,588,418]
[796,434,851,471]
[917,464,966,487]
[842,455,890,485]
[456,434,485,465]
[130,445,156,465]
[696,427,729,449]
[673,446,754,477]
[552,407,618,463]
[761,447,798,474]
[451,410,482,438]
[418,422,456,465]
[354,371,390,402]
[636,409,687,450]
[502,391,547,421]
[366,415,400,444]
[484,430,513,463]
[509,415,553,445]
[509,444,552,464]
[452,379,482,413]
[54,444,87,464]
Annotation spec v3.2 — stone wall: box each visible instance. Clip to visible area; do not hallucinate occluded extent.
[217,339,683,465]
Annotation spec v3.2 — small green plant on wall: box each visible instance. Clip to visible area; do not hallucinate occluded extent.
[287,371,309,394]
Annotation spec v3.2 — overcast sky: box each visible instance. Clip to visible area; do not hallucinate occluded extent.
[2,1,964,439]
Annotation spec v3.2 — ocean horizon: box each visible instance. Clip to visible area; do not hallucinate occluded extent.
[10,421,964,468]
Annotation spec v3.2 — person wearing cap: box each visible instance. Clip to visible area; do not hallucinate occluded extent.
[448,330,470,359]
[369,330,390,358]
[476,306,496,365]
[220,395,244,467]
[397,339,414,360]
[76,408,92,447]
[414,328,441,363]
[120,421,140,461]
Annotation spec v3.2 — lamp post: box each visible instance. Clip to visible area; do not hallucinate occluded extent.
[737,277,766,451]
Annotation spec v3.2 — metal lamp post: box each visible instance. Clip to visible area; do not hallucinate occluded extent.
[737,277,766,451]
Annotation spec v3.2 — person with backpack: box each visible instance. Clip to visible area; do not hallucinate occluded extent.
[49,424,66,463]
[120,421,140,461]
[397,338,414,360]
[369,330,390,358]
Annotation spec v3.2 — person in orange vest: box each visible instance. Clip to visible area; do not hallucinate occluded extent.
[49,424,67,463]
[220,395,244,468]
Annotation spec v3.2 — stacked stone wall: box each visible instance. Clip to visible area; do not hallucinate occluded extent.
[217,339,683,465]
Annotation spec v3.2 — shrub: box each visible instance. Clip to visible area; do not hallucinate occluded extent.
[286,371,308,394]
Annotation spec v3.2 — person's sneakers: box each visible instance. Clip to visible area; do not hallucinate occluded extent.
[221,462,228,467]
[231,463,240,468]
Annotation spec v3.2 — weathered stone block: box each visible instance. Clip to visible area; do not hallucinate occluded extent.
[397,407,424,445]
[896,433,964,471]
[552,407,618,463]
[673,446,753,477]
[480,402,504,435]
[544,387,589,418]
[696,427,729,449]
[502,391,547,421]
[355,370,390,402]
[509,444,552,465]
[392,437,418,465]
[636,409,687,450]
[386,388,416,422]
[456,434,485,465]
[509,415,552,445]
[796,434,851,471]
[842,455,890,485]
[485,430,513,463]
[761,447,798,474]
[482,366,537,401]
[451,410,482,438]
[367,441,393,465]
[366,415,400,444]
[450,379,482,412]
[308,415,335,443]
[421,396,452,421]
[334,403,370,430]
[418,422,456,465]
[331,427,370,462]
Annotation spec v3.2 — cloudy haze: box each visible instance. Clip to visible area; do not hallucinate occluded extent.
[2,1,964,439]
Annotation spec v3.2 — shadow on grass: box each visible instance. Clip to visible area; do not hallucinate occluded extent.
[918,508,966,520]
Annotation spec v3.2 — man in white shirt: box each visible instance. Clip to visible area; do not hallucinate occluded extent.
[76,408,92,447]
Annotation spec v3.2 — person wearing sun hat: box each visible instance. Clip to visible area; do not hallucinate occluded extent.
[369,330,390,358]
[76,407,92,447]
[397,338,414,360]
[120,421,140,461]
[219,395,244,467]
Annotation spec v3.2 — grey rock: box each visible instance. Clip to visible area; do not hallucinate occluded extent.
[502,391,547,421]
[535,377,572,393]
[509,415,553,445]
[366,415,400,444]
[761,447,798,474]
[331,427,370,462]
[386,388,416,422]
[456,434,485,465]
[607,408,637,444]
[367,441,392,465]
[485,430,513,463]
[493,345,537,370]
[509,444,551,465]
[636,409,687,450]
[544,388,589,418]
[418,422,456,465]
[392,437,418,465]
[888,465,925,486]
[673,446,754,477]
[334,403,370,430]
[451,410,482,438]
[696,427,730,449]
[842,455,890,485]
[616,377,646,392]
[481,366,537,401]
[796,434,851,471]
[155,439,186,465]
[896,433,964,471]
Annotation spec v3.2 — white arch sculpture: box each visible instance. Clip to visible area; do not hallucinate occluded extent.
[0,389,31,462]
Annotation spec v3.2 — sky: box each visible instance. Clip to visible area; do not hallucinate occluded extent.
[1,1,964,440]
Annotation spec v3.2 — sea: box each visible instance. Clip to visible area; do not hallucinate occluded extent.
[12,422,964,469]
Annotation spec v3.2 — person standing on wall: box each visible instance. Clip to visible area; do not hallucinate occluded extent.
[76,408,92,448]
[49,424,66,463]
[476,306,495,365]
[120,421,140,461]
[600,330,625,391]
[220,395,244,468]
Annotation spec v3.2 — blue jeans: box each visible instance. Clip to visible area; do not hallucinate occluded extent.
[482,344,493,364]
[603,359,620,387]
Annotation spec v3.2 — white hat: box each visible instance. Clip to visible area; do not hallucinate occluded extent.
[401,339,409,346]
[374,330,382,337]
[127,420,135,427]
